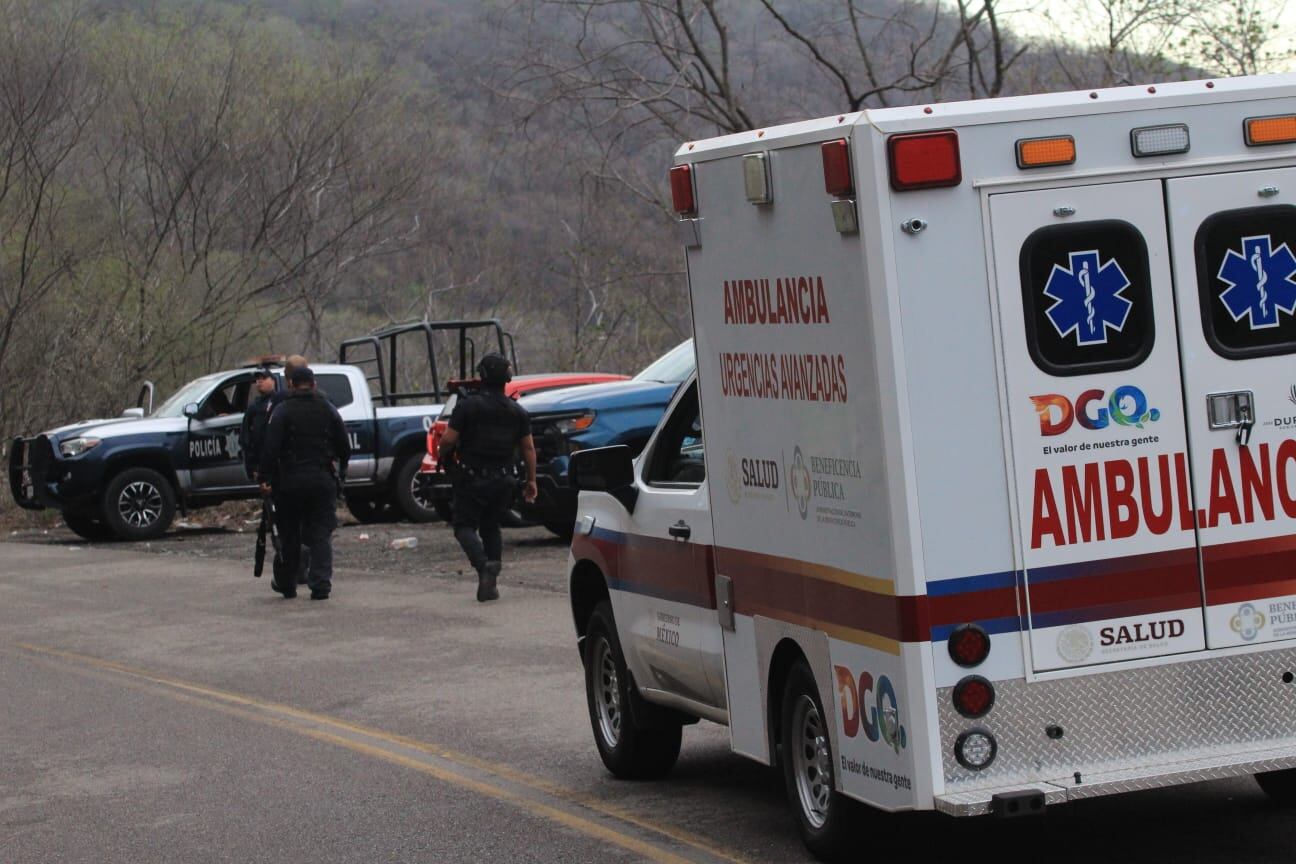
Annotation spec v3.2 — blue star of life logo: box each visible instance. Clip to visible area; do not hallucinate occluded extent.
[1217,234,1296,330]
[1043,250,1133,346]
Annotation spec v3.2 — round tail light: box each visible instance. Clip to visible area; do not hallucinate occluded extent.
[955,728,998,771]
[948,624,991,667]
[952,675,995,719]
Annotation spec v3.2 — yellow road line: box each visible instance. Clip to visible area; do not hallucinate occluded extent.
[12,641,752,864]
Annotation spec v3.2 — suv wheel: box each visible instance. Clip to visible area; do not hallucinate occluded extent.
[393,453,438,522]
[63,511,117,542]
[583,601,682,779]
[101,467,176,540]
[346,493,397,524]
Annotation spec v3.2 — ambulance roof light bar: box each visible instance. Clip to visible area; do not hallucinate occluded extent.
[670,164,696,215]
[1245,114,1296,146]
[887,130,961,191]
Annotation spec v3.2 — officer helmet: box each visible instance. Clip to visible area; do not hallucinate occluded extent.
[477,353,512,386]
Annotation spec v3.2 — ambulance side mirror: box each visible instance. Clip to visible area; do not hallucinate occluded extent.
[570,445,637,513]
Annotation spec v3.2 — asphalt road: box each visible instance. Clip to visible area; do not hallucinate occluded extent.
[1,527,1294,863]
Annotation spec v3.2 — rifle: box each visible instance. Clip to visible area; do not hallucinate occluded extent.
[254,498,270,578]
[253,497,285,579]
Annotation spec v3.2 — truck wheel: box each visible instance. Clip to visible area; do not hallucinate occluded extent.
[584,601,682,779]
[346,493,397,524]
[1256,768,1296,804]
[101,467,176,540]
[780,659,859,860]
[62,511,117,542]
[393,453,438,522]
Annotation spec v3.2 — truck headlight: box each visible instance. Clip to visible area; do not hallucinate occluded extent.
[59,437,102,457]
[554,412,596,435]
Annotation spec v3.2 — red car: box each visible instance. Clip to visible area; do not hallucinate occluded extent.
[419,372,628,519]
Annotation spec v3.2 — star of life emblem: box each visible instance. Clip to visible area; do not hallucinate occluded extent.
[1217,234,1296,330]
[1043,249,1133,346]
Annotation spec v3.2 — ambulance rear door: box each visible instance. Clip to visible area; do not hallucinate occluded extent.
[1166,167,1296,649]
[990,179,1206,672]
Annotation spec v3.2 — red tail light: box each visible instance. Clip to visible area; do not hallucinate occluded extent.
[670,164,696,215]
[948,624,991,667]
[887,130,961,191]
[821,139,853,197]
[953,675,995,719]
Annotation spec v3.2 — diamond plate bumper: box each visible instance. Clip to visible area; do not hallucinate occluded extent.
[935,742,1296,816]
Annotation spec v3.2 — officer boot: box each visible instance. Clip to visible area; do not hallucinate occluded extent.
[477,561,501,602]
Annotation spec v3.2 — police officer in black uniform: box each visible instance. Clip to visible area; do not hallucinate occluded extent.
[438,353,537,602]
[239,368,283,481]
[258,366,350,600]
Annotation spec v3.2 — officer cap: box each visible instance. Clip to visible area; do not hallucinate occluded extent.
[289,366,315,385]
[477,353,512,386]
[252,368,274,380]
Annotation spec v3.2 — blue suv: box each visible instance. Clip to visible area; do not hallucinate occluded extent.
[518,340,694,535]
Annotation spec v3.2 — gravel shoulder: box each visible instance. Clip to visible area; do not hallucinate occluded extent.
[3,504,573,595]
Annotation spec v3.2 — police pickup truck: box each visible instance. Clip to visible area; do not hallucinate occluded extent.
[9,319,517,540]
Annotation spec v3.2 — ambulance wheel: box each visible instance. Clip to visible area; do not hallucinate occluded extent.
[101,467,176,540]
[62,511,117,542]
[781,660,857,861]
[393,453,438,522]
[584,601,682,779]
[1255,768,1296,804]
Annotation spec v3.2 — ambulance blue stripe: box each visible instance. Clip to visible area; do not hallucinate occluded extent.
[926,570,1018,596]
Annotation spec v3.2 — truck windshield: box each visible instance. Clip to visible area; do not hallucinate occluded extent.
[153,376,220,418]
[633,340,695,384]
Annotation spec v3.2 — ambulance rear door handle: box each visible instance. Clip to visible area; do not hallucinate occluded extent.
[1205,390,1255,446]
[669,520,691,541]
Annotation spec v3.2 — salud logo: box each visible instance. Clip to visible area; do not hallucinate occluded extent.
[725,451,742,504]
[1043,249,1134,346]
[1217,234,1296,330]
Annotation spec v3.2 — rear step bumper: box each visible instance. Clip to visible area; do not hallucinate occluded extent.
[935,743,1296,816]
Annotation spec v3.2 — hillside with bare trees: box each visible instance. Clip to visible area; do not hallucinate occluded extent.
[0,0,1290,472]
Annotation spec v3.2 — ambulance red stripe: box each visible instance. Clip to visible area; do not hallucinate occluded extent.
[574,528,1296,643]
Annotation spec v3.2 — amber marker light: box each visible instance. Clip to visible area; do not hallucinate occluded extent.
[1016,135,1076,169]
[1245,115,1296,146]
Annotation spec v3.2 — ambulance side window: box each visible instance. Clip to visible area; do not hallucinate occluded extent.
[1019,220,1155,376]
[645,382,704,487]
[1195,205,1296,359]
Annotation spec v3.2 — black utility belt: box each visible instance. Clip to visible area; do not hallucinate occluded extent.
[459,464,519,478]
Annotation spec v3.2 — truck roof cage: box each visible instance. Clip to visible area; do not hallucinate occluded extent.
[338,319,518,407]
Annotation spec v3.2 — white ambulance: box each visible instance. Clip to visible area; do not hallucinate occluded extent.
[567,74,1296,858]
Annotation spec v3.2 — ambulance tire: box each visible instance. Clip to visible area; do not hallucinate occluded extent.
[1255,768,1296,804]
[584,601,682,780]
[780,660,860,862]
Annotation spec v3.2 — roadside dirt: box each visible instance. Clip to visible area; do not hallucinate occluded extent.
[4,502,573,595]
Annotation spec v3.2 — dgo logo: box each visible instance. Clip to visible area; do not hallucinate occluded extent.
[1030,385,1161,436]
[834,666,907,754]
